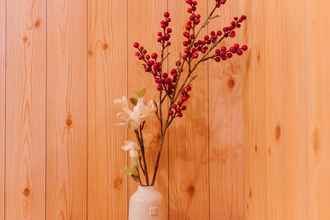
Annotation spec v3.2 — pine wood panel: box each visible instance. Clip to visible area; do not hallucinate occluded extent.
[264,1,308,220]
[87,0,128,219]
[46,0,87,219]
[209,1,248,219]
[0,0,330,220]
[0,1,5,219]
[306,1,330,219]
[168,0,209,219]
[5,0,46,219]
[244,0,267,219]
[127,0,169,219]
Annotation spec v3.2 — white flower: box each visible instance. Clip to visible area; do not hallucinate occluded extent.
[114,96,155,130]
[121,140,139,158]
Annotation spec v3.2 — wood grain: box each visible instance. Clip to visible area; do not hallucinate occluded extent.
[0,0,330,219]
[0,1,5,219]
[244,0,267,219]
[168,0,209,219]
[264,1,308,220]
[127,0,169,219]
[306,1,330,219]
[46,0,87,219]
[208,1,248,219]
[88,0,128,219]
[6,0,46,219]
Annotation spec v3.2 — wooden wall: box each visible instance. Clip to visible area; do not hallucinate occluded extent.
[0,0,329,219]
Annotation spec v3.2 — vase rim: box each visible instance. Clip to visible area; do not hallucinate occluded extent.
[138,185,155,190]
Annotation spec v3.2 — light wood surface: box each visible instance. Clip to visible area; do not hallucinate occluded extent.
[0,0,5,219]
[209,1,247,219]
[6,0,46,219]
[1,0,330,219]
[306,1,330,219]
[46,0,87,219]
[88,0,128,219]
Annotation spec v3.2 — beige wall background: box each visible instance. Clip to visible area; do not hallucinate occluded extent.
[0,0,329,219]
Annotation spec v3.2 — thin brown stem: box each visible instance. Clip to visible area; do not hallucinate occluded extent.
[151,135,165,186]
[135,129,149,185]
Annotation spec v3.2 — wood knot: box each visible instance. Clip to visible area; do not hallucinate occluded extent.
[113,177,123,190]
[275,125,281,141]
[186,185,195,197]
[34,19,41,28]
[22,36,29,44]
[254,145,258,152]
[65,114,73,127]
[227,77,235,89]
[257,51,261,63]
[248,188,253,199]
[23,187,31,197]
[102,43,109,50]
[88,50,93,56]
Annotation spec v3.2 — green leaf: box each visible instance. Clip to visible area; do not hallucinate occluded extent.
[136,88,146,98]
[130,97,138,106]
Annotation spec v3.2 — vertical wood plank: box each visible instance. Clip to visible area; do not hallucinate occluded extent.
[208,1,248,219]
[264,1,308,220]
[88,0,128,219]
[127,0,168,218]
[306,1,330,219]
[168,0,209,219]
[0,0,5,219]
[46,0,87,219]
[6,0,46,219]
[244,0,268,219]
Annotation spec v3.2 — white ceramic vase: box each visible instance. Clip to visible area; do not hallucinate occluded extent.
[129,186,163,220]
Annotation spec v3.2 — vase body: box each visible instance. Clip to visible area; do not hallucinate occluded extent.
[129,186,163,220]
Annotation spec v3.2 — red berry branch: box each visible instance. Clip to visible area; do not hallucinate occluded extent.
[130,0,248,186]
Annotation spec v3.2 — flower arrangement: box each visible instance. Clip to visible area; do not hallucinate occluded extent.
[115,0,248,186]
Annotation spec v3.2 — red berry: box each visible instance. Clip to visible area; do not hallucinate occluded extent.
[230,31,236,38]
[164,12,170,18]
[133,42,139,48]
[151,53,158,59]
[237,49,243,55]
[170,69,177,75]
[241,45,248,51]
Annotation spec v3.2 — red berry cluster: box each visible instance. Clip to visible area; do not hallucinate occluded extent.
[214,44,248,62]
[133,12,177,96]
[132,0,249,120]
[133,43,177,95]
[169,85,192,118]
[222,15,247,38]
[154,68,179,94]
[158,12,172,48]
[182,0,202,60]
[215,0,227,8]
